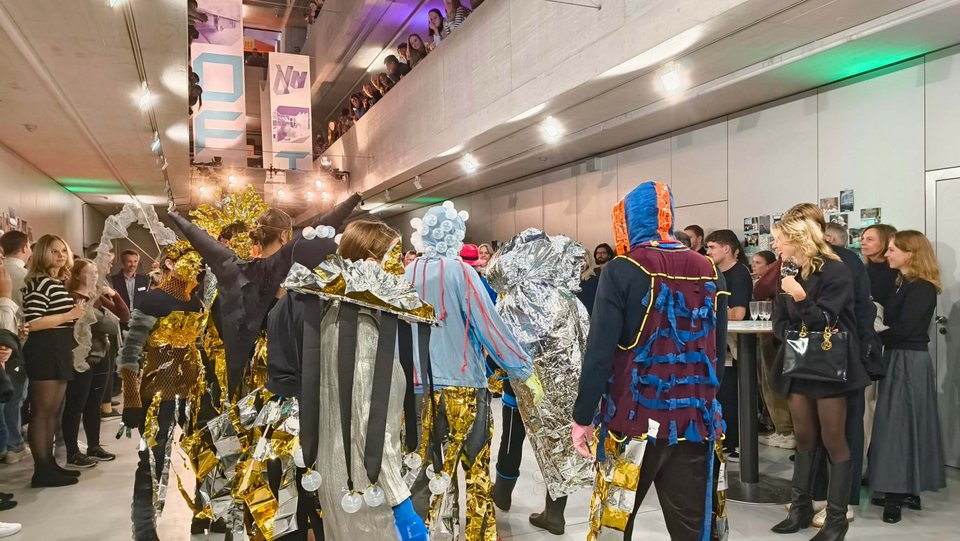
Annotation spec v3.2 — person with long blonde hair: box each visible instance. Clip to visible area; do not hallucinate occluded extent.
[770,217,869,541]
[21,234,86,487]
[868,230,945,523]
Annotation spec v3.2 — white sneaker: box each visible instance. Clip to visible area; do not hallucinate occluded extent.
[3,448,26,465]
[812,506,854,527]
[784,500,827,512]
[771,433,797,450]
[0,522,21,538]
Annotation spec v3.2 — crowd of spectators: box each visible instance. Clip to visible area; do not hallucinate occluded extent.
[316,0,481,155]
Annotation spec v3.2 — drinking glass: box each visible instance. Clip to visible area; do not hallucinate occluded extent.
[749,301,760,321]
[760,301,772,321]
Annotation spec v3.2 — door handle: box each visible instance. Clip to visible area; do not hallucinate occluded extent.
[936,316,948,325]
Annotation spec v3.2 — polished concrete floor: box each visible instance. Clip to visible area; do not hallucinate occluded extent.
[0,400,956,540]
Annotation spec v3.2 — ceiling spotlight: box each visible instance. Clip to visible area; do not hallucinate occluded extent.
[659,64,685,94]
[227,175,237,186]
[384,188,391,202]
[150,132,161,152]
[314,179,323,189]
[321,191,330,201]
[278,188,286,199]
[540,116,563,141]
[137,83,153,110]
[413,175,422,190]
[461,154,478,173]
[306,191,314,202]
[319,156,332,168]
[198,184,207,195]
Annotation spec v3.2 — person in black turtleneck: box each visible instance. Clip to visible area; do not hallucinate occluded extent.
[860,224,899,307]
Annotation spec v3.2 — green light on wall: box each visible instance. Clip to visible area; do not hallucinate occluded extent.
[784,44,928,86]
[57,178,125,195]
[408,197,447,204]
[827,50,926,81]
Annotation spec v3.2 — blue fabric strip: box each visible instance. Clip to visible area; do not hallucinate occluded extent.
[501,393,517,409]
[495,469,519,481]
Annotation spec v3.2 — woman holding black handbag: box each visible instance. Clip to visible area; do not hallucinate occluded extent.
[770,216,869,541]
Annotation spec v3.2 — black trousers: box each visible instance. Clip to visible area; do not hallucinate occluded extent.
[62,359,110,456]
[495,380,526,480]
[812,388,865,505]
[133,400,182,541]
[622,441,712,541]
[717,364,739,449]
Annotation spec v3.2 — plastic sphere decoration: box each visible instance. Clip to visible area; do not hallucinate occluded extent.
[436,242,448,254]
[403,453,422,470]
[334,234,343,245]
[410,217,423,230]
[458,210,470,221]
[431,228,444,240]
[301,469,323,492]
[442,201,455,210]
[424,214,438,227]
[363,486,385,508]
[428,470,452,495]
[293,446,306,469]
[341,492,363,514]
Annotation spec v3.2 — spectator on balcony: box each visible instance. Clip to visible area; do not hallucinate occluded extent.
[407,33,429,68]
[376,73,395,94]
[349,94,366,120]
[427,8,447,47]
[338,109,353,134]
[444,0,471,33]
[326,120,339,146]
[362,82,382,106]
[397,42,410,64]
[384,55,411,83]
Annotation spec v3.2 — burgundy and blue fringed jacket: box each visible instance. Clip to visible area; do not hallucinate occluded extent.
[573,181,727,444]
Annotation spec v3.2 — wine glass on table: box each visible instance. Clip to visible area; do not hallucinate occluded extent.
[759,300,772,323]
[749,301,760,326]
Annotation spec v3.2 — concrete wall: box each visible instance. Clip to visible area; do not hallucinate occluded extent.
[387,46,960,251]
[0,144,84,252]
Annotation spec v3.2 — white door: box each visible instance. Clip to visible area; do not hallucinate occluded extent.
[932,173,960,469]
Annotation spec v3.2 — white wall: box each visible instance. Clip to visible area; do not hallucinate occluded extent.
[0,145,84,252]
[387,47,960,252]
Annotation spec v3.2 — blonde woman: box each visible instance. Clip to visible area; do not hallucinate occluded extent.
[770,217,869,541]
[22,235,85,487]
[868,231,945,523]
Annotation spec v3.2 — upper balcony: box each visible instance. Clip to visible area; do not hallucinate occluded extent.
[310,0,960,220]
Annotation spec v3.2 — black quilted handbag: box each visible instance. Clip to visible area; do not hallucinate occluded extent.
[782,317,849,382]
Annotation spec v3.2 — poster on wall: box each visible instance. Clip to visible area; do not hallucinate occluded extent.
[820,197,839,212]
[191,0,247,167]
[828,213,849,228]
[264,52,313,171]
[840,189,855,212]
[861,207,881,226]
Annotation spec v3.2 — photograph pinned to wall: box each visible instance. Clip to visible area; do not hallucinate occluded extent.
[758,215,772,235]
[861,207,881,227]
[829,213,849,228]
[743,216,758,233]
[848,228,862,249]
[773,213,783,225]
[820,197,839,212]
[840,189,855,212]
[744,232,759,248]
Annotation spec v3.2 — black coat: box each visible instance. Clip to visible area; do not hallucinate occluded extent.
[0,329,21,403]
[110,273,151,310]
[771,258,870,397]
[168,193,360,395]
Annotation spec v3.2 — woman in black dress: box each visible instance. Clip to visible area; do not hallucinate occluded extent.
[860,224,899,307]
[868,230,945,523]
[21,235,85,487]
[770,217,869,541]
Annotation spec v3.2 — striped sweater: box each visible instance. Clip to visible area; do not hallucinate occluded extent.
[22,276,75,328]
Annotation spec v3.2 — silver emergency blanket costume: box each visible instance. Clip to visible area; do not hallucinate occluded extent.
[485,228,594,499]
[284,243,437,540]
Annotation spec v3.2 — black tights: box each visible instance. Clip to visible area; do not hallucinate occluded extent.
[62,362,110,456]
[28,380,67,468]
[788,393,850,463]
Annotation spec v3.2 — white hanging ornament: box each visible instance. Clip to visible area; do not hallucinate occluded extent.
[363,485,385,507]
[341,491,363,514]
[428,469,452,495]
[334,234,343,245]
[293,445,306,469]
[458,210,470,221]
[301,469,323,492]
[403,452,422,470]
[410,217,423,230]
[424,214,438,227]
[302,226,317,240]
[442,201,455,210]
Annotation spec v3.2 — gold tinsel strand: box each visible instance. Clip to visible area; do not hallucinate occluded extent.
[190,185,269,259]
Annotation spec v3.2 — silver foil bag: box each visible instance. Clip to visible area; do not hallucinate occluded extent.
[486,228,594,499]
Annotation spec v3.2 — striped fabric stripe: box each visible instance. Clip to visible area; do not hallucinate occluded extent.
[23,276,74,328]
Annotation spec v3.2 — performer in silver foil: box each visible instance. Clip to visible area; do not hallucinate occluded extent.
[283,220,434,541]
[485,228,594,535]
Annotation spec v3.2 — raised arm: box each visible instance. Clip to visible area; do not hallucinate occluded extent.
[167,211,240,280]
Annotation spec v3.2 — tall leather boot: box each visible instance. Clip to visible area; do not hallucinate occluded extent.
[772,448,818,533]
[131,450,160,541]
[529,494,568,535]
[492,476,517,511]
[811,461,852,541]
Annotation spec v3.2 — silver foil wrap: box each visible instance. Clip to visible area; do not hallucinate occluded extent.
[485,228,594,499]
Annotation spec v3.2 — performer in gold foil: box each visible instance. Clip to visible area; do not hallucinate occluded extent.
[571,181,729,541]
[404,201,543,541]
[485,228,594,536]
[116,241,206,541]
[281,220,434,541]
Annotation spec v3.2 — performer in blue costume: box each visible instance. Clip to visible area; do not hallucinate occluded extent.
[572,181,729,541]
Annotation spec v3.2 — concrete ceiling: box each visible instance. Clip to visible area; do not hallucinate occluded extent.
[0,0,189,216]
[243,0,308,32]
[340,0,960,220]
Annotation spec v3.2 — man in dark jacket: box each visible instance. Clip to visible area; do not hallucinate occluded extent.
[111,249,151,310]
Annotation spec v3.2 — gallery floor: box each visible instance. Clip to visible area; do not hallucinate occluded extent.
[0,399,955,540]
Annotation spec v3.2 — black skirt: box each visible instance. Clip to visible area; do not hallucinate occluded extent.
[770,337,870,399]
[23,327,76,382]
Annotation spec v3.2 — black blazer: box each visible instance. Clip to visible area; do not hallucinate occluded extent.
[110,273,151,311]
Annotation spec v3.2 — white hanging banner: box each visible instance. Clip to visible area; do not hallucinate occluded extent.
[264,52,313,171]
[191,0,247,167]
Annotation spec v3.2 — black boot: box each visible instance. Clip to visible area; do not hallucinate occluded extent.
[811,461,852,541]
[31,464,78,488]
[772,449,818,533]
[492,476,517,511]
[529,494,567,535]
[132,450,160,541]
